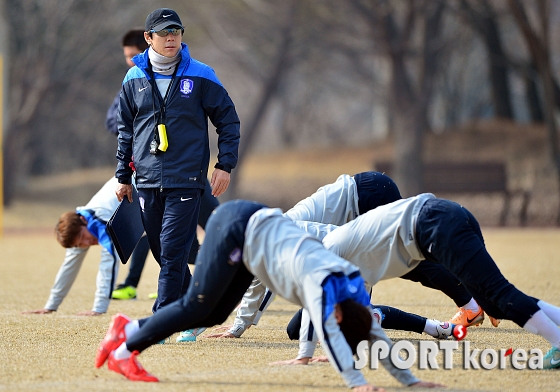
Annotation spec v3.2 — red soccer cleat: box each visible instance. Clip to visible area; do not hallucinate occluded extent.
[95,313,131,368]
[107,351,159,382]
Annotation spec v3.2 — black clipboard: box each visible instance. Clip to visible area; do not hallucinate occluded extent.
[107,186,145,264]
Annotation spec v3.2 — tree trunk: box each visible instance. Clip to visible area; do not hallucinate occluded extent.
[393,103,424,197]
[484,22,514,119]
[460,0,514,119]
[226,1,296,200]
[3,122,36,205]
[508,0,560,224]
[525,61,544,122]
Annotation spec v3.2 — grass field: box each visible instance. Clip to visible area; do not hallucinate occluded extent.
[1,148,559,391]
[1,223,559,391]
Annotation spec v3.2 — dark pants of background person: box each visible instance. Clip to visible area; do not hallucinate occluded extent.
[286,304,426,340]
[187,179,220,264]
[121,236,150,289]
[400,262,472,307]
[416,198,541,327]
[126,200,267,353]
[354,172,473,308]
[122,180,220,289]
[138,187,201,313]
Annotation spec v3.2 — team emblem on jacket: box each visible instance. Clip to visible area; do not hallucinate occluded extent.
[180,78,194,95]
[227,247,242,265]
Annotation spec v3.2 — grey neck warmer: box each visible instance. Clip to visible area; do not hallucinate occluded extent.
[148,46,181,75]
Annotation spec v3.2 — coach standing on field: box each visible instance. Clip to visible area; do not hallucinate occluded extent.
[115,8,240,313]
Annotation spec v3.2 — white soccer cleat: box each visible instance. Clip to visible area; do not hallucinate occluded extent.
[434,321,454,340]
[370,307,384,325]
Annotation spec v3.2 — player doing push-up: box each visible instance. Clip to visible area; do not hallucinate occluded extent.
[95,200,443,390]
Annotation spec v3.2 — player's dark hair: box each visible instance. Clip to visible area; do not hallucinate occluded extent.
[354,171,402,215]
[55,212,85,248]
[122,29,149,51]
[338,299,372,355]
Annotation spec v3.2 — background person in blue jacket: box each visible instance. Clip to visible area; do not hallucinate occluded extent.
[114,8,240,343]
[105,28,151,301]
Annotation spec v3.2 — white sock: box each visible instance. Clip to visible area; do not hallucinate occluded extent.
[461,298,480,312]
[523,310,560,348]
[537,300,560,326]
[124,319,140,339]
[423,319,439,337]
[113,342,132,360]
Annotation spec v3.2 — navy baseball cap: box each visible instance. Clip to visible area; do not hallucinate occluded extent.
[353,171,402,214]
[145,8,183,32]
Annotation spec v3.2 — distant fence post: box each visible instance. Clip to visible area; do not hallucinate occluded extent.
[0,0,6,237]
[0,54,3,237]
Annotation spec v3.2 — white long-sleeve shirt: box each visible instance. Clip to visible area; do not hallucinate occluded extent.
[286,193,435,286]
[283,174,359,225]
[230,174,358,335]
[319,193,433,286]
[292,194,434,362]
[241,208,418,388]
[44,178,121,313]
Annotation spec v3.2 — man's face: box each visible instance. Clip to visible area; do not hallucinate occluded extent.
[123,46,143,68]
[144,29,182,58]
[72,226,99,248]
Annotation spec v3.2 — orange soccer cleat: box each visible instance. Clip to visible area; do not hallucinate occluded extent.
[448,307,484,327]
[107,351,159,382]
[95,313,131,368]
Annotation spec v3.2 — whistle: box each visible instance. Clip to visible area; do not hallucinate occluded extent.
[157,124,168,152]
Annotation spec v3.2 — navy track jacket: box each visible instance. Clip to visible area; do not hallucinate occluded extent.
[115,43,240,189]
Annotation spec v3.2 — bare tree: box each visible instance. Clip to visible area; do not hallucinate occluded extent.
[508,0,560,224]
[2,0,137,205]
[455,0,514,119]
[192,0,304,199]
[344,0,446,196]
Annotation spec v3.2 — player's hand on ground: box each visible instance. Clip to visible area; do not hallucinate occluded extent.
[352,384,385,392]
[211,324,233,332]
[410,381,445,388]
[309,355,329,363]
[76,310,103,316]
[21,309,55,315]
[205,331,237,338]
[270,357,310,366]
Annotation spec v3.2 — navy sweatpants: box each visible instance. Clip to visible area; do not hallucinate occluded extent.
[123,179,220,286]
[416,198,541,327]
[138,187,201,313]
[122,235,150,288]
[400,261,472,308]
[126,200,267,353]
